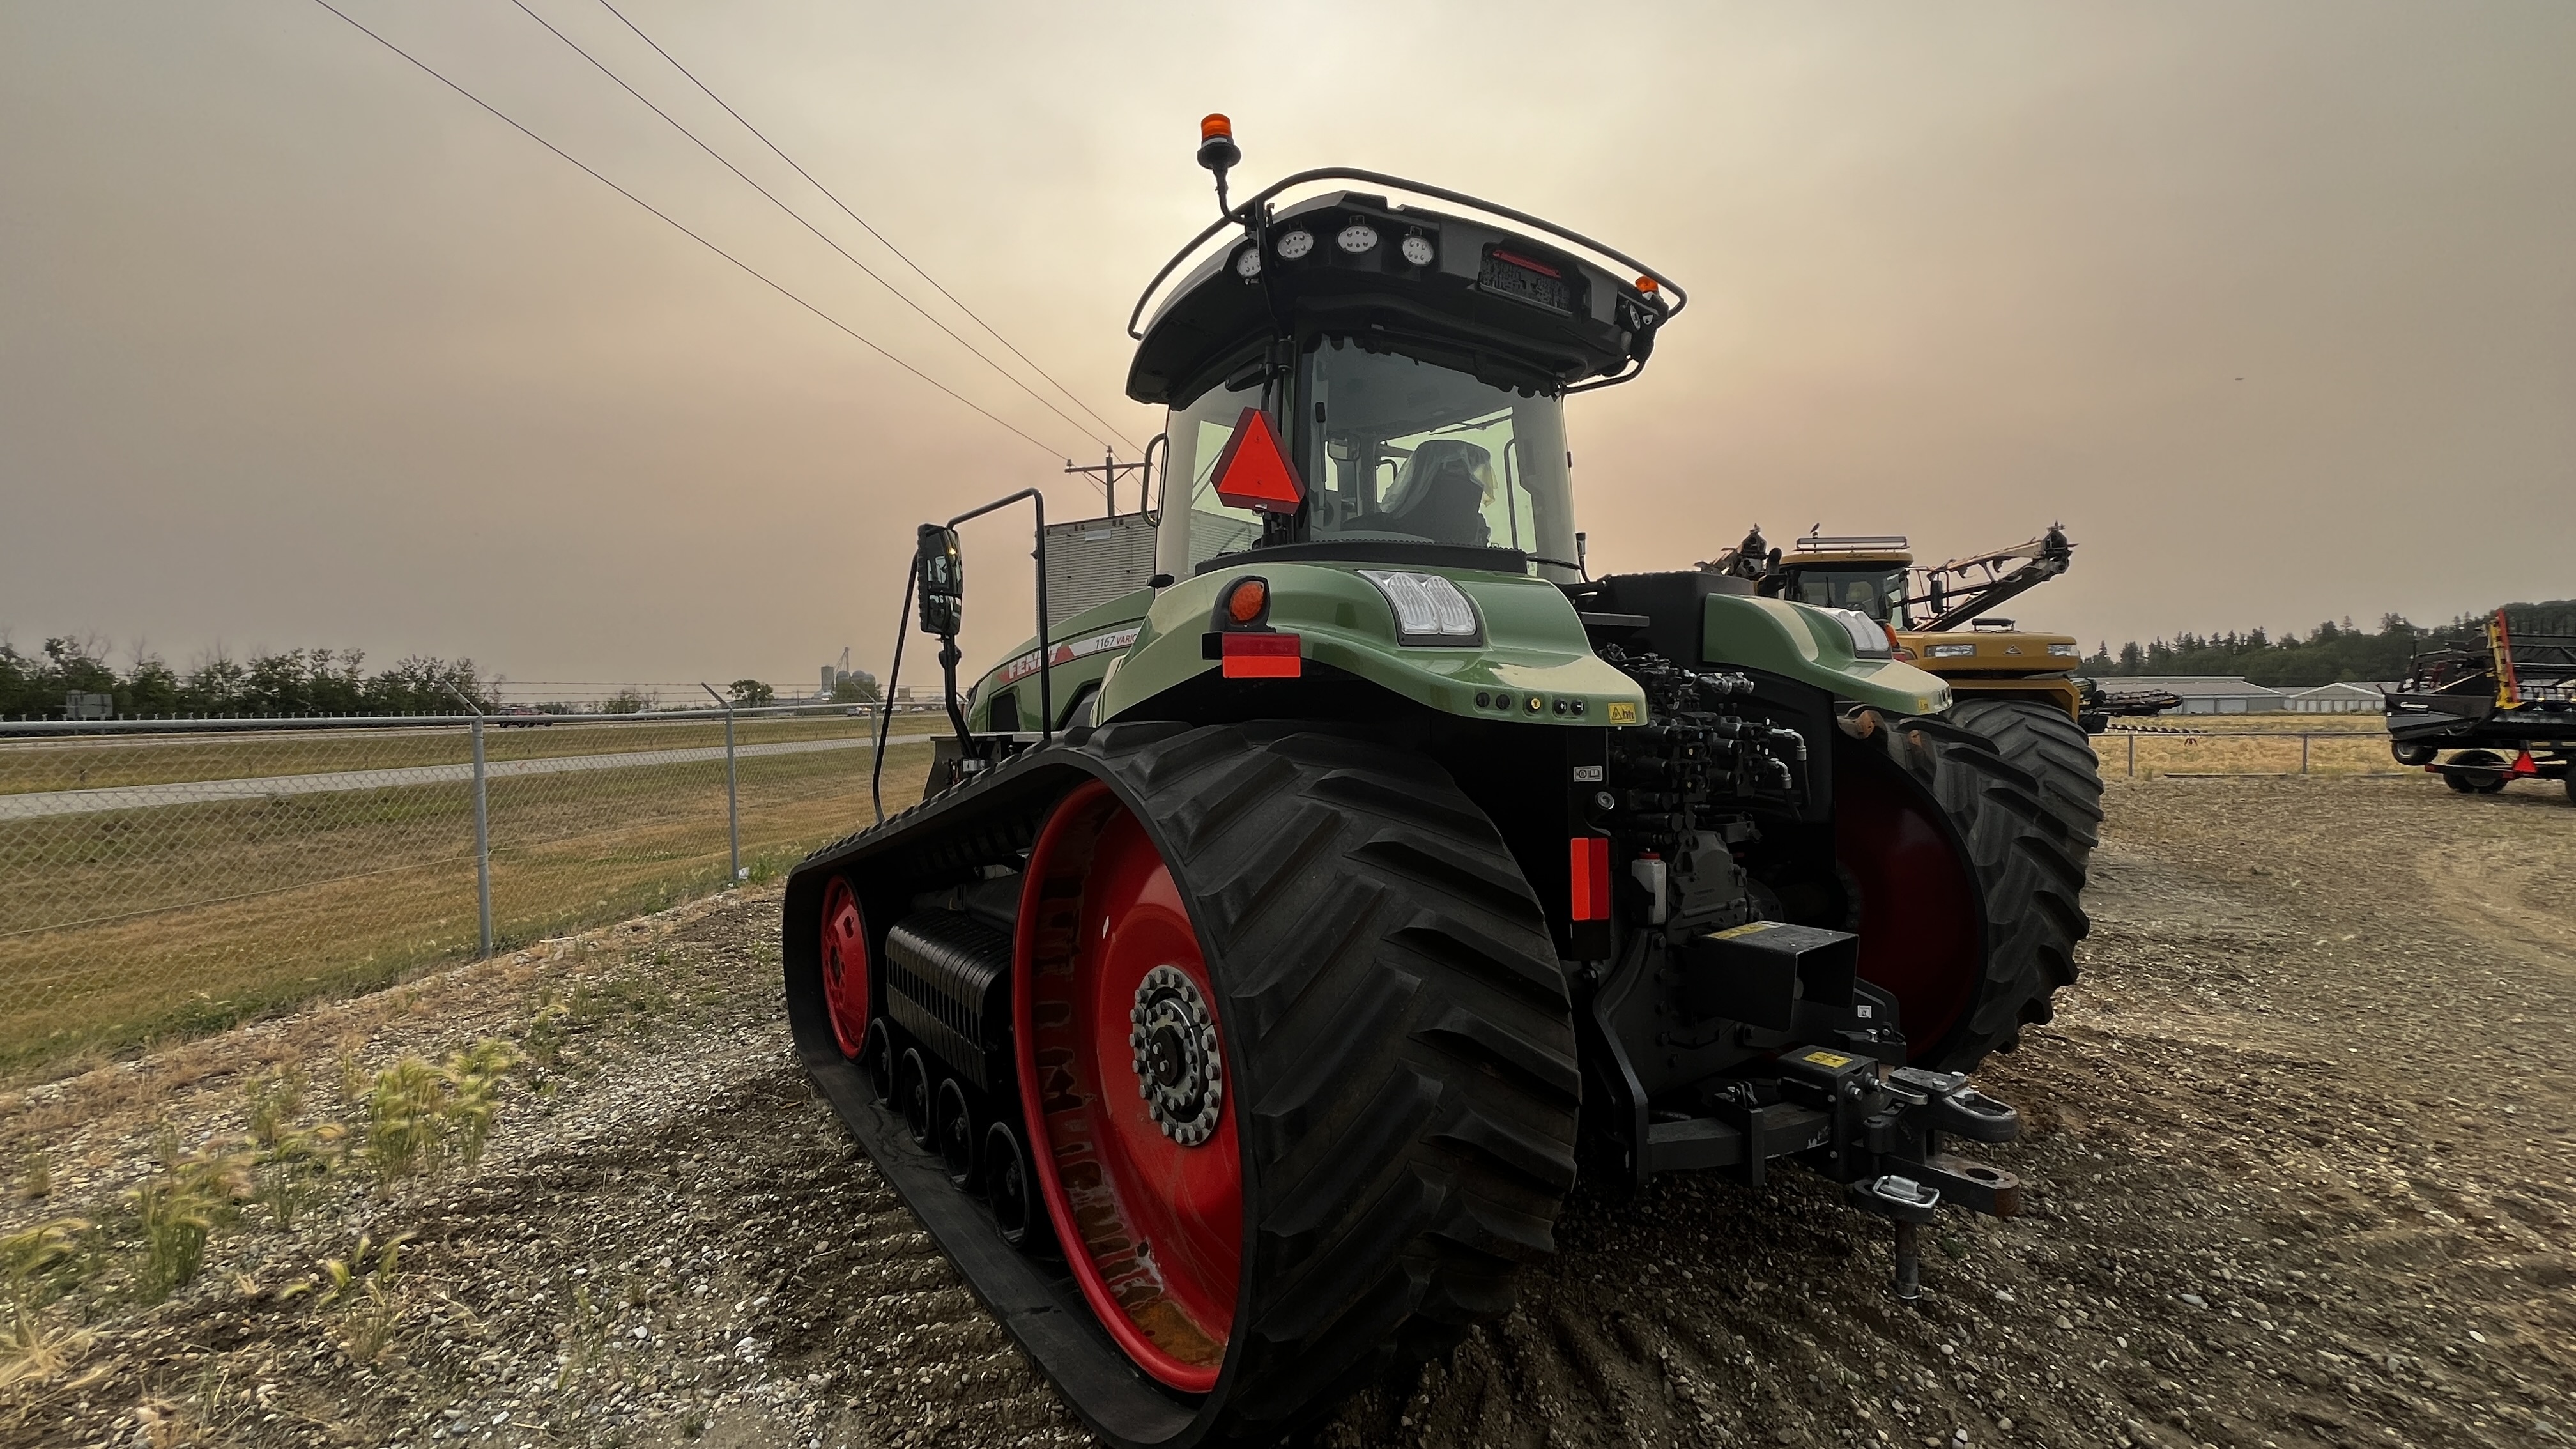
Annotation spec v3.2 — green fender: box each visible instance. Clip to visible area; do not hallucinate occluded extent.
[972,569,1948,732]
[1701,594,1951,716]
[966,589,1155,732]
[1099,563,1646,725]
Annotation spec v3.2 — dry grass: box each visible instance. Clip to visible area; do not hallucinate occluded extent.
[2102,727,2400,773]
[0,740,933,1077]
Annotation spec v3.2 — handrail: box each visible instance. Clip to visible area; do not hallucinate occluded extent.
[1128,167,1687,339]
[948,487,1054,746]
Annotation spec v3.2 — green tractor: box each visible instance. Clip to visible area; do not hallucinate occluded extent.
[784,121,2086,1447]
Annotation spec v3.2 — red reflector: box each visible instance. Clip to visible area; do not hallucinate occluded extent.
[1569,837,1611,921]
[1220,631,1301,678]
[1210,408,1307,514]
[2512,751,2539,776]
[1493,248,1562,278]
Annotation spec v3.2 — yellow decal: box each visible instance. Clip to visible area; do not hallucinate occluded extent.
[1800,1049,1855,1068]
[1606,701,1638,723]
[1710,921,1781,940]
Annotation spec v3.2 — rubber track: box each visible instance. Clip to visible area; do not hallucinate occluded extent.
[1080,721,1581,1441]
[1947,696,2107,880]
[1884,716,2090,1071]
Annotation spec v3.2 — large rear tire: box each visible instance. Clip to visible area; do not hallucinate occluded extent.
[1947,696,2105,880]
[1837,717,2089,1072]
[1015,724,1579,1437]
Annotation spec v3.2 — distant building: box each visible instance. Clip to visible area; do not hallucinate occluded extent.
[2081,675,2288,714]
[2286,681,2388,714]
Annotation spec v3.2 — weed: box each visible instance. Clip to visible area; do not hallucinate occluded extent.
[318,1232,410,1363]
[556,1281,609,1388]
[360,1039,519,1183]
[18,1149,49,1200]
[361,1059,447,1183]
[246,1070,308,1147]
[0,1309,94,1390]
[522,990,573,1070]
[441,1042,514,1166]
[2,1216,93,1318]
[128,1146,250,1300]
[253,1122,347,1231]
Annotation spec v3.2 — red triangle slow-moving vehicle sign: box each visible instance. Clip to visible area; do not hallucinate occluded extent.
[1209,408,1305,514]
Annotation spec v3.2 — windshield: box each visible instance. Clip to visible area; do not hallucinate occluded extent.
[1788,569,1910,626]
[1154,340,1579,580]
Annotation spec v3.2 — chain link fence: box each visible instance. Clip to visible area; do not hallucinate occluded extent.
[0,707,936,1073]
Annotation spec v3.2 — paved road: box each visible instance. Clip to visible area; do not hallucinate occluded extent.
[0,737,889,821]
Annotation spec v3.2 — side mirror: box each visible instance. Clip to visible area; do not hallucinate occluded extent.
[915,524,963,637]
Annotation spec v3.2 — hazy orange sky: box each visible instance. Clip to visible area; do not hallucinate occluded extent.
[4,2,2570,693]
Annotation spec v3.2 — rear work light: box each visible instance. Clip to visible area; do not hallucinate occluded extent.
[1356,570,1479,643]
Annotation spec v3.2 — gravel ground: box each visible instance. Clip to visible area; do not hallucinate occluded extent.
[3,772,2569,1448]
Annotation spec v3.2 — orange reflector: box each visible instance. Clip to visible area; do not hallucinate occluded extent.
[1201,113,1232,142]
[1635,275,1659,293]
[1569,837,1611,921]
[1211,408,1305,514]
[1220,631,1300,678]
[1225,578,1268,623]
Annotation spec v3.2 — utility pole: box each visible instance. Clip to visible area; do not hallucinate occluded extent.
[1063,448,1151,518]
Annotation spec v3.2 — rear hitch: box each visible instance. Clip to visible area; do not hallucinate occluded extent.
[1701,1047,2027,1304]
[1819,1057,2023,1302]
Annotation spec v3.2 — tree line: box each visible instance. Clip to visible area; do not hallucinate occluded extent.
[1,637,498,720]
[1,633,862,721]
[2082,599,2576,687]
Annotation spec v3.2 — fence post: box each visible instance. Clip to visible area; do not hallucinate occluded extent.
[2301,733,2312,774]
[444,693,494,958]
[703,684,741,885]
[2127,732,2136,779]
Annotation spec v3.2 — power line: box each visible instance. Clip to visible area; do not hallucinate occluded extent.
[593,0,1142,454]
[507,0,1116,457]
[309,0,1066,461]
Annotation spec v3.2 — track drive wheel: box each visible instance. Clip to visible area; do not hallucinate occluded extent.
[1947,696,2106,880]
[1015,725,1579,1437]
[1836,716,2089,1072]
[818,876,871,1057]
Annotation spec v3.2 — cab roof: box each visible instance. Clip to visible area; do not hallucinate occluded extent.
[1128,188,1668,408]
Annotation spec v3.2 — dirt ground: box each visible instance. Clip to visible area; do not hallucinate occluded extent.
[3,772,2570,1448]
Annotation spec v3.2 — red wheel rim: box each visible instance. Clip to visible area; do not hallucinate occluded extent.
[1016,781,1239,1393]
[820,876,871,1058]
[1836,755,1981,1057]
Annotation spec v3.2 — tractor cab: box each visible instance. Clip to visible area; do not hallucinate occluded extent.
[1129,180,1676,586]
[1756,531,1920,627]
